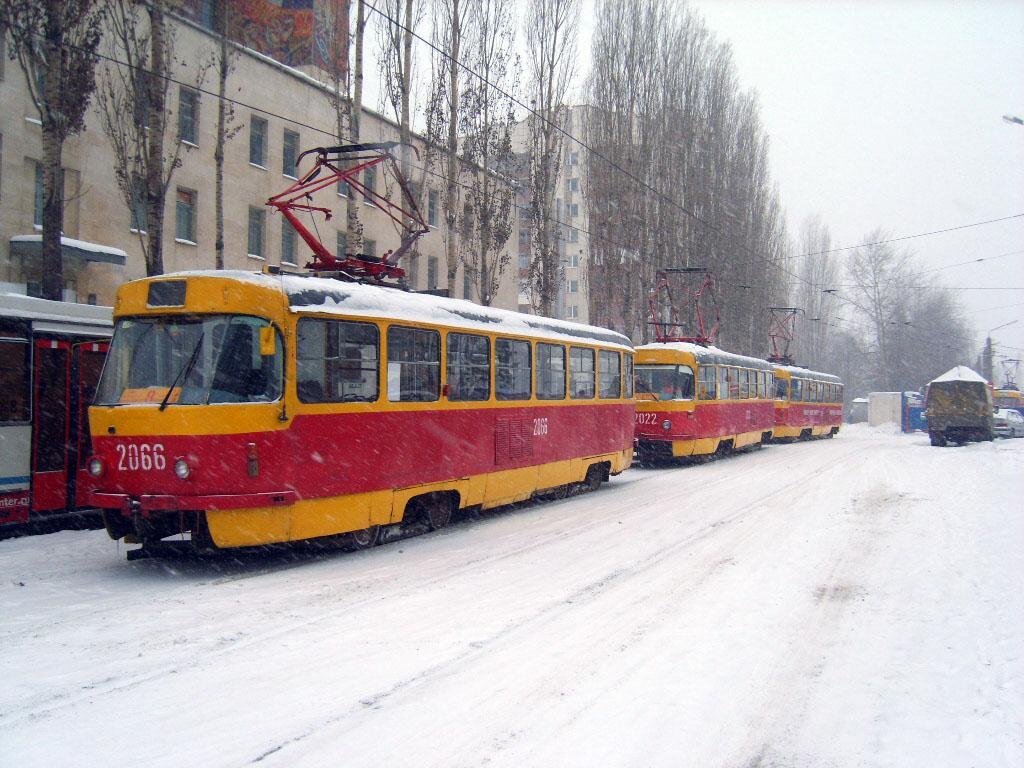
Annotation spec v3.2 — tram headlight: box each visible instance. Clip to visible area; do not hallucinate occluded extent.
[88,457,105,478]
[174,459,191,480]
[661,419,672,431]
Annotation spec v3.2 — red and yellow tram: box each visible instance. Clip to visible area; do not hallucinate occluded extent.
[87,270,635,552]
[633,343,776,464]
[772,364,843,440]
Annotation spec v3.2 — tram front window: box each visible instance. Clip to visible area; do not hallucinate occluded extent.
[95,315,283,405]
[635,364,694,400]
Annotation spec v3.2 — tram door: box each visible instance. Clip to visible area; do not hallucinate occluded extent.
[73,341,109,508]
[29,338,109,514]
[31,339,72,512]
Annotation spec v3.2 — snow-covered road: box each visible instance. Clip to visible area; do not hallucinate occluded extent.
[1,425,1022,767]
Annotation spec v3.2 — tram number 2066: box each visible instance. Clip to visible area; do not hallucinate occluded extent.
[116,443,167,471]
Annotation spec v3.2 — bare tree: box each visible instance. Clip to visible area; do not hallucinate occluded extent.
[585,0,789,346]
[212,2,239,270]
[524,0,579,316]
[425,0,471,296]
[459,0,518,306]
[96,0,195,276]
[1,0,105,300]
[791,215,839,368]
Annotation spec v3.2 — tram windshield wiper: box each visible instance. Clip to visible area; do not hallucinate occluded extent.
[160,332,204,411]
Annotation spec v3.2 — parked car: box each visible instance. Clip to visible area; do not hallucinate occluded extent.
[994,408,1024,438]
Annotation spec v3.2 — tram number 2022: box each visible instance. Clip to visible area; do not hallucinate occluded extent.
[116,443,167,471]
[533,418,549,436]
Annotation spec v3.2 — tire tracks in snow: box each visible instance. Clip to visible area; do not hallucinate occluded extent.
[0,443,823,728]
[247,444,866,766]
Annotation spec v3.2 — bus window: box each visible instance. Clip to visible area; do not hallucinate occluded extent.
[569,347,595,399]
[496,338,531,400]
[537,343,566,400]
[387,326,440,402]
[447,332,490,401]
[0,339,30,423]
[598,350,621,399]
[699,365,716,400]
[297,318,378,403]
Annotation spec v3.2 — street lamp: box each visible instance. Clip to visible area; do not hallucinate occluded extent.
[983,319,1020,382]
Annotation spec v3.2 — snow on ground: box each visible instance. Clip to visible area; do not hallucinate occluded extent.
[1,425,1021,767]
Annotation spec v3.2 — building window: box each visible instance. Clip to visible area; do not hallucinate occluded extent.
[567,279,579,294]
[364,167,376,204]
[428,190,439,227]
[281,222,297,264]
[569,151,579,165]
[282,129,299,177]
[463,270,473,300]
[568,252,579,268]
[249,116,267,166]
[427,256,438,290]
[175,188,196,242]
[129,175,146,232]
[363,238,376,259]
[518,253,529,269]
[570,203,579,218]
[568,228,579,243]
[336,231,348,257]
[568,177,579,192]
[565,305,578,319]
[337,178,350,197]
[33,161,44,227]
[178,87,198,144]
[247,206,265,258]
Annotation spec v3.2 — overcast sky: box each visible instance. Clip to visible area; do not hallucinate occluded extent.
[568,0,1024,374]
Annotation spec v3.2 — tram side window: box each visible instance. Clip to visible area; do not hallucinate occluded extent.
[496,338,531,400]
[537,342,566,400]
[387,326,440,401]
[297,319,379,402]
[624,353,634,398]
[569,347,595,399]
[0,339,30,423]
[447,332,490,401]
[717,366,729,400]
[792,379,803,402]
[698,365,716,400]
[598,350,621,399]
[775,377,788,400]
[738,369,749,399]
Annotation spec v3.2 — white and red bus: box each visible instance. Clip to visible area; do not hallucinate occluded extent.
[0,294,111,530]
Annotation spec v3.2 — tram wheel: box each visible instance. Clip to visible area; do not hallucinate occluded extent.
[347,525,380,550]
[582,464,604,493]
[424,494,454,531]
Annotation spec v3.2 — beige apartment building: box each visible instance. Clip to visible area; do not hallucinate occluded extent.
[0,14,518,309]
[513,106,591,324]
